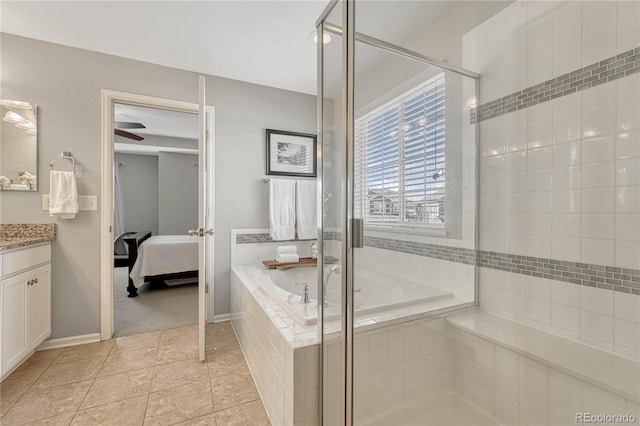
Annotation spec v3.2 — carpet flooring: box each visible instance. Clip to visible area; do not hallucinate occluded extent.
[113,267,198,337]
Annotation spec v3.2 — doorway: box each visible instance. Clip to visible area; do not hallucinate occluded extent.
[100,90,215,359]
[112,103,200,337]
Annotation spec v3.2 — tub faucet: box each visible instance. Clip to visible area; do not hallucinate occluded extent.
[295,282,311,304]
[322,264,341,307]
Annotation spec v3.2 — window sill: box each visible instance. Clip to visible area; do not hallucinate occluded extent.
[364,224,448,238]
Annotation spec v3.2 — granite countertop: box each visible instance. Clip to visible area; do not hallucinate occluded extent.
[0,224,57,252]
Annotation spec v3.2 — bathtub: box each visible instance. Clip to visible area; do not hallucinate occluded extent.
[262,265,453,325]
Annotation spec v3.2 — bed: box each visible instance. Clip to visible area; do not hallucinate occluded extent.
[123,231,199,297]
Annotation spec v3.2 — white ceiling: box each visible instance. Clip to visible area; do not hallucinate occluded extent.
[1,0,328,95]
[1,1,469,95]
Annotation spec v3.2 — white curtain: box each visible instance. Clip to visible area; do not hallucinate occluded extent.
[113,164,125,248]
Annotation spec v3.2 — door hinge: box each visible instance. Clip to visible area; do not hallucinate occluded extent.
[109,225,112,233]
[205,283,209,293]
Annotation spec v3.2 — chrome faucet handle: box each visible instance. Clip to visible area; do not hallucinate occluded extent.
[295,282,311,304]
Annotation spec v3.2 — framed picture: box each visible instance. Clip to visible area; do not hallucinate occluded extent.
[266,129,317,177]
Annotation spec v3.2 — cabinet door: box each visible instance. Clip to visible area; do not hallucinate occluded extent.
[1,272,29,374]
[29,265,51,349]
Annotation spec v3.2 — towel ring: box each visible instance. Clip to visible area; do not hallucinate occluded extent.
[49,151,76,173]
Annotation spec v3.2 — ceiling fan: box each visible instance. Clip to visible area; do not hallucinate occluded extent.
[114,121,146,141]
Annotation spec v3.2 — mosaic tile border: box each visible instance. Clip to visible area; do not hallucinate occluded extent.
[238,232,640,295]
[471,46,640,124]
[363,236,476,265]
[478,251,640,296]
[235,233,316,244]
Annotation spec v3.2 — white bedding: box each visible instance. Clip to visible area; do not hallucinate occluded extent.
[129,235,198,288]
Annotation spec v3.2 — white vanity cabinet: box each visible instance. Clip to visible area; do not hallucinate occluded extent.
[0,244,51,379]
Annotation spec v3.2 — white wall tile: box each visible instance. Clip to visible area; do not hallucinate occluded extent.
[615,291,640,323]
[551,303,580,333]
[617,130,640,159]
[582,161,615,188]
[581,310,614,343]
[526,276,551,301]
[582,188,615,213]
[553,117,582,144]
[582,107,616,139]
[529,103,553,127]
[617,75,640,106]
[551,236,581,262]
[526,297,551,324]
[582,135,615,164]
[582,81,616,114]
[553,141,581,167]
[616,185,640,213]
[617,101,640,132]
[528,123,553,149]
[549,368,584,411]
[520,386,549,424]
[553,91,582,121]
[519,357,549,396]
[617,158,640,186]
[616,241,640,269]
[583,382,627,414]
[552,189,581,213]
[617,0,640,52]
[581,285,614,316]
[614,318,640,352]
[553,165,581,190]
[581,214,615,240]
[551,213,581,238]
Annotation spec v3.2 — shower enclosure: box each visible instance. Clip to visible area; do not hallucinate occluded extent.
[317,1,480,423]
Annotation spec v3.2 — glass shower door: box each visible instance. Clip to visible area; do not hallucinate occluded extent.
[318,1,480,425]
[317,2,347,424]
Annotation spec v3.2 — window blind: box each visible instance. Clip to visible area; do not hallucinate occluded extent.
[355,73,446,227]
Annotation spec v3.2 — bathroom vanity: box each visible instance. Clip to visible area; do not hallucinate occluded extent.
[0,224,55,380]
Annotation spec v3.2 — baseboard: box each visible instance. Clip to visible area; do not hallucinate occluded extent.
[213,313,230,322]
[36,333,101,351]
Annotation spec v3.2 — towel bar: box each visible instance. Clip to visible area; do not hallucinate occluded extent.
[49,151,76,173]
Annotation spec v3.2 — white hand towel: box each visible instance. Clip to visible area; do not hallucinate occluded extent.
[269,179,296,241]
[49,170,78,219]
[296,179,317,240]
[276,245,298,256]
[276,253,299,264]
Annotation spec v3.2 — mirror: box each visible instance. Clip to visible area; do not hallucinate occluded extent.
[0,100,38,191]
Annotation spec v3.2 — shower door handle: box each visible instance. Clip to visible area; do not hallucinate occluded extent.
[352,218,364,248]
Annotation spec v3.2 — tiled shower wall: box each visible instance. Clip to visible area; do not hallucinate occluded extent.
[466,0,640,357]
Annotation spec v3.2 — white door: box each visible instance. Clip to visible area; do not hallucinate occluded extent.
[1,272,29,374]
[196,75,214,361]
[29,265,51,349]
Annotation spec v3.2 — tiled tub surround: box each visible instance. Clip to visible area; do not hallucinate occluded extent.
[230,266,319,426]
[464,0,640,359]
[230,265,460,426]
[0,223,56,251]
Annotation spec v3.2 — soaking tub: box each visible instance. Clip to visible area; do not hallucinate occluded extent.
[262,265,453,325]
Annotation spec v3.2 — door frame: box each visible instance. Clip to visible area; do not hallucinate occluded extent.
[100,90,215,340]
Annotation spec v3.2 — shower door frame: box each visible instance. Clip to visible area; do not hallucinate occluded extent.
[316,1,481,424]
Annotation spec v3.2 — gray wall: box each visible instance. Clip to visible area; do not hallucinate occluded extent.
[114,153,159,236]
[0,34,316,338]
[158,152,198,235]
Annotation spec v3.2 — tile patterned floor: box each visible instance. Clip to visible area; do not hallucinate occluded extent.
[0,323,271,426]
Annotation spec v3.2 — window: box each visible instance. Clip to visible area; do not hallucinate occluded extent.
[355,73,446,228]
